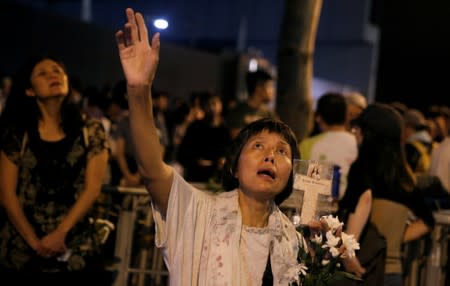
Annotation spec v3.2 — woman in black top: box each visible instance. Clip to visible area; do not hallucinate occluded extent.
[176,91,232,183]
[338,103,435,286]
[0,55,110,284]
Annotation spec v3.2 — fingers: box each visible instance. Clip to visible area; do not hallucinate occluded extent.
[135,12,148,44]
[152,32,161,56]
[115,21,132,49]
[126,8,139,44]
[117,8,160,55]
[115,30,126,50]
[116,8,140,50]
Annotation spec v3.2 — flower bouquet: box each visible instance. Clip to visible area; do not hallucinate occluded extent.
[287,215,362,286]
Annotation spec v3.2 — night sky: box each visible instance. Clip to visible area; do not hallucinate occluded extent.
[6,0,450,110]
[375,0,450,110]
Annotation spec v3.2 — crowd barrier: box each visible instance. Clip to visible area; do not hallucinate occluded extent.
[100,185,450,286]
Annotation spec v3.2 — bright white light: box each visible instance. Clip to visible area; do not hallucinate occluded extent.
[153,19,169,30]
[249,58,258,71]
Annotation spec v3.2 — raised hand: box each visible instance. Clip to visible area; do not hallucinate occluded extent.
[116,8,160,87]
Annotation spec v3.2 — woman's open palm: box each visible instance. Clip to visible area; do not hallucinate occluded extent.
[116,8,160,87]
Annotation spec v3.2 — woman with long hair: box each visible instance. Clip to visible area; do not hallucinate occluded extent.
[0,55,110,284]
[338,103,435,286]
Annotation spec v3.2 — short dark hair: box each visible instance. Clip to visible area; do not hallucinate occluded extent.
[316,92,347,125]
[222,117,300,205]
[246,69,273,96]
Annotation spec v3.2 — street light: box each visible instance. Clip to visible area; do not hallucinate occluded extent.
[153,18,169,30]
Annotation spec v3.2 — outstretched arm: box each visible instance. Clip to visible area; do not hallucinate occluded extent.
[116,8,172,215]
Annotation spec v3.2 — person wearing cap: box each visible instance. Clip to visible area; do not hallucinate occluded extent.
[403,108,433,174]
[337,103,435,286]
[344,91,367,131]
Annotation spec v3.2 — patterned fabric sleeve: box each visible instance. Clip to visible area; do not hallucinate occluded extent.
[85,119,110,160]
[0,126,23,165]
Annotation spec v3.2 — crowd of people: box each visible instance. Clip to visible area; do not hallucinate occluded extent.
[0,6,449,286]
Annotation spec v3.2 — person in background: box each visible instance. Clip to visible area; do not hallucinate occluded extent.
[344,91,367,132]
[403,108,433,175]
[389,101,408,117]
[82,86,113,185]
[299,92,358,200]
[426,104,449,144]
[115,9,306,285]
[152,89,170,160]
[429,106,450,192]
[338,103,435,286]
[167,95,205,176]
[170,100,196,157]
[0,55,111,284]
[107,79,129,131]
[176,91,232,183]
[113,110,143,187]
[225,68,277,139]
[428,104,450,286]
[107,79,130,186]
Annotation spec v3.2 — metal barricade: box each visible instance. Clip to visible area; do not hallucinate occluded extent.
[423,210,450,286]
[104,185,168,286]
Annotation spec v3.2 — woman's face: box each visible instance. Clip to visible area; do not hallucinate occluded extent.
[26,59,69,99]
[235,130,293,201]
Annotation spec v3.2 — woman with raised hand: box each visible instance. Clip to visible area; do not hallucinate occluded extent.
[116,8,304,285]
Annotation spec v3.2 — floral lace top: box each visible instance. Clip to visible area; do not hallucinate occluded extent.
[0,119,109,271]
[152,170,305,285]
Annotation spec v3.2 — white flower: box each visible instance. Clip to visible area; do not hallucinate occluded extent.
[329,246,341,257]
[298,263,308,276]
[324,230,340,248]
[321,215,344,232]
[284,263,309,284]
[341,232,360,258]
